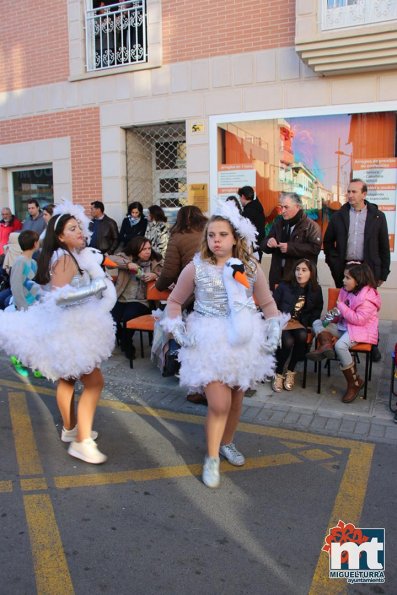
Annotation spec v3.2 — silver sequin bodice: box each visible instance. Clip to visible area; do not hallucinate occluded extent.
[70,270,90,288]
[50,248,90,288]
[193,256,255,317]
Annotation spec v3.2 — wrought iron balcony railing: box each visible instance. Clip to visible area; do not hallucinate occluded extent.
[85,1,147,72]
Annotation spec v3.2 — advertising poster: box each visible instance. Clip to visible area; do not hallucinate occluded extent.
[353,158,396,251]
[218,111,397,243]
[217,164,256,201]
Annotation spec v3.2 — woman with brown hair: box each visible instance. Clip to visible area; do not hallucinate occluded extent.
[155,205,207,292]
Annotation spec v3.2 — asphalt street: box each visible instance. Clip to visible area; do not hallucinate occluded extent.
[0,321,396,594]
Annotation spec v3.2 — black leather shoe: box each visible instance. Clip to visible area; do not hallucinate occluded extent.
[371,345,382,362]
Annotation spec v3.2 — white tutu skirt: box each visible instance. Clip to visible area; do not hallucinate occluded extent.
[0,293,116,382]
[178,311,275,392]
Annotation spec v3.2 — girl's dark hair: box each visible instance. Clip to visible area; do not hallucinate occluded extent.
[344,262,377,293]
[286,258,319,291]
[43,204,54,216]
[148,205,167,222]
[127,201,144,217]
[124,236,161,262]
[170,205,207,235]
[34,214,83,284]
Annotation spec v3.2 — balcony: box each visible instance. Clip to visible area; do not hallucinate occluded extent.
[295,0,397,75]
[85,1,148,72]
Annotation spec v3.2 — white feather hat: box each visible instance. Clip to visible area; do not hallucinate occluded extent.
[53,198,92,241]
[213,199,258,247]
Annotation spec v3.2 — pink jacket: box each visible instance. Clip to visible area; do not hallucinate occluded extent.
[337,286,381,344]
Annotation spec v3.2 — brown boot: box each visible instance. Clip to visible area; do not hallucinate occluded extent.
[186,392,208,406]
[306,331,335,361]
[341,362,364,403]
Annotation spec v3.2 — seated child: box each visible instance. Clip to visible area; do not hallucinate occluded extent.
[272,259,323,392]
[307,262,380,403]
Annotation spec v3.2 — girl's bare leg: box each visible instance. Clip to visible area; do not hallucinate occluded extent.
[221,388,244,445]
[56,379,77,430]
[204,381,232,458]
[76,368,104,441]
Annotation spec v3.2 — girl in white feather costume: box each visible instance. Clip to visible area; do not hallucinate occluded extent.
[0,205,116,464]
[0,247,116,382]
[160,202,286,488]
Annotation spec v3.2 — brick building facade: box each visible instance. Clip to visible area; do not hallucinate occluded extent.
[0,0,396,315]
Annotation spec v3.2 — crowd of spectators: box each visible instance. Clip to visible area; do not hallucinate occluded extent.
[0,181,393,420]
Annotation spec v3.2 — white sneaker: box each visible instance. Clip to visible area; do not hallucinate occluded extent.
[68,438,107,464]
[202,456,220,488]
[219,442,245,466]
[61,425,98,443]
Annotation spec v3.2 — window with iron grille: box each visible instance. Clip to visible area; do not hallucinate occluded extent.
[126,123,187,210]
[85,1,148,72]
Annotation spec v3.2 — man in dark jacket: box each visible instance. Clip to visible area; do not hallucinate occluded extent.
[237,186,266,260]
[323,179,390,288]
[323,178,390,362]
[261,192,322,290]
[89,201,119,254]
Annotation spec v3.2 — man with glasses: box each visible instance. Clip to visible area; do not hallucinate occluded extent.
[261,192,321,290]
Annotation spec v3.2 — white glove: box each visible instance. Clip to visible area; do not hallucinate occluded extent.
[171,319,195,348]
[55,277,106,307]
[263,316,283,354]
[159,315,195,348]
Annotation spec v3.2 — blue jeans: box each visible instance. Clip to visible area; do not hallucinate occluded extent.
[0,288,12,310]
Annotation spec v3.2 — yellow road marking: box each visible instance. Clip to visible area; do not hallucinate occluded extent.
[8,392,43,476]
[279,440,309,448]
[24,494,74,595]
[97,398,375,593]
[0,378,55,396]
[308,442,375,595]
[298,449,334,461]
[8,391,74,594]
[0,480,13,493]
[55,452,302,489]
[97,398,368,449]
[20,478,48,492]
[3,385,375,594]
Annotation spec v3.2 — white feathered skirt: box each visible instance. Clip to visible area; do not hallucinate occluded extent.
[0,292,116,382]
[178,311,275,392]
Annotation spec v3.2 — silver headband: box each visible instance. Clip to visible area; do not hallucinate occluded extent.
[54,214,65,231]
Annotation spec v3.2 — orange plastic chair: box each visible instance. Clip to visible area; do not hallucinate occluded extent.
[146,282,171,302]
[125,315,156,368]
[124,283,171,368]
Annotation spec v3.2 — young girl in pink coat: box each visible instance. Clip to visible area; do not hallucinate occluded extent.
[308,262,381,403]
